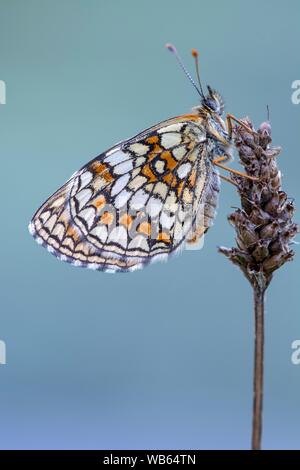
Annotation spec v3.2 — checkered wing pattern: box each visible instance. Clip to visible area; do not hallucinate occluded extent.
[29,116,220,272]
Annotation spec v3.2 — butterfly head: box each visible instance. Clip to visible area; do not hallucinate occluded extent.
[202,86,225,116]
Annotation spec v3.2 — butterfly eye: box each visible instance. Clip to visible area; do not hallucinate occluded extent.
[204,86,224,115]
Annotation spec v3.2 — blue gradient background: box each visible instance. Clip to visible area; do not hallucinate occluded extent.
[0,0,299,450]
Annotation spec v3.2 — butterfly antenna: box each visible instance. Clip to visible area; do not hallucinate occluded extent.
[266,104,270,121]
[165,43,204,98]
[191,48,205,98]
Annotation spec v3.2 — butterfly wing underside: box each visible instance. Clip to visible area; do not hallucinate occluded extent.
[29,116,220,272]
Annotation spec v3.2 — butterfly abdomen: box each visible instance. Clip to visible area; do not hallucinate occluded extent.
[186,164,220,245]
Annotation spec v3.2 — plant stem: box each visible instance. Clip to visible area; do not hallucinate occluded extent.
[251,285,265,450]
[220,118,297,449]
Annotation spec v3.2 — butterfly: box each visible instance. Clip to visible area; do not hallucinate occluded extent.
[29,45,245,273]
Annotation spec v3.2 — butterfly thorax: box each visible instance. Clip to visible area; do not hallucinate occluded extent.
[193,98,232,161]
[206,116,231,159]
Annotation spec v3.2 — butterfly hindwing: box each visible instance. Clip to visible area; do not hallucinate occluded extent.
[29,115,219,272]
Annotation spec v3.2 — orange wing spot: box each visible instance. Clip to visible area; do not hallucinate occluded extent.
[177,180,185,196]
[148,144,163,161]
[90,161,113,182]
[152,143,162,153]
[186,234,198,244]
[142,163,158,183]
[157,232,171,244]
[66,225,80,241]
[175,113,201,122]
[187,227,206,244]
[138,221,151,236]
[104,173,114,183]
[100,211,114,225]
[161,151,177,171]
[188,170,197,188]
[119,213,133,228]
[163,172,177,187]
[93,195,106,209]
[146,135,159,144]
[90,161,106,173]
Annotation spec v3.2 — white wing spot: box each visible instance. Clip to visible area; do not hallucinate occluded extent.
[104,149,130,165]
[128,175,147,191]
[28,222,35,235]
[130,189,149,210]
[44,215,57,231]
[128,234,149,251]
[111,173,130,196]
[158,123,183,133]
[160,211,175,230]
[80,171,93,189]
[114,160,133,175]
[129,143,149,156]
[173,147,187,161]
[51,196,65,208]
[108,226,128,248]
[114,189,132,209]
[52,223,65,241]
[153,182,168,199]
[154,160,166,174]
[91,225,108,243]
[88,263,99,270]
[177,163,192,179]
[73,260,82,267]
[161,132,182,149]
[40,210,51,224]
[79,207,95,229]
[75,188,93,209]
[146,197,163,217]
[135,156,146,166]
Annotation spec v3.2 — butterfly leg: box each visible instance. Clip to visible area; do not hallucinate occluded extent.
[219,173,239,187]
[213,155,259,181]
[226,113,255,140]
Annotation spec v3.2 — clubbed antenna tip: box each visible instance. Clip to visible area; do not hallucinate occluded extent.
[165,43,176,53]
